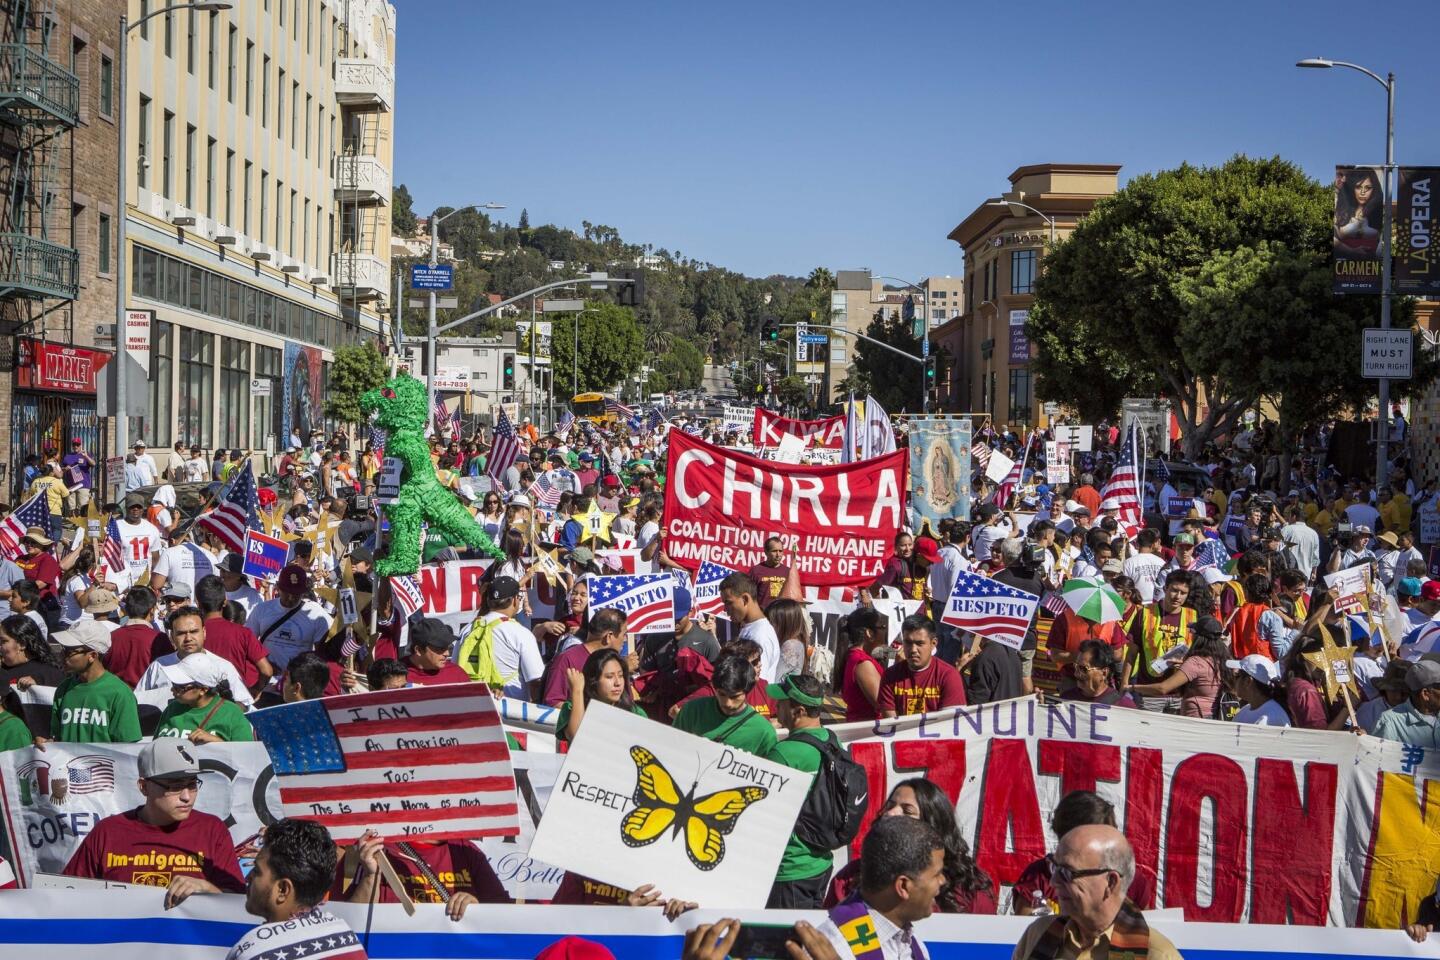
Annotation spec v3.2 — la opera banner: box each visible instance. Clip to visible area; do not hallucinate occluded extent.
[751,407,846,448]
[663,429,907,588]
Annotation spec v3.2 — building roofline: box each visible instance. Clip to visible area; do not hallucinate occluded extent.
[1008,162,1123,183]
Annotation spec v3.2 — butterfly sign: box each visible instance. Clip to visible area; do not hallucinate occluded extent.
[527,702,813,908]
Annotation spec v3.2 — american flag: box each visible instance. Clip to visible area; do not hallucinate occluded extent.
[390,574,425,620]
[196,460,260,553]
[993,436,1031,508]
[451,401,464,438]
[587,572,676,633]
[691,560,736,618]
[0,493,50,561]
[1194,537,1231,570]
[66,756,116,794]
[646,408,666,433]
[1151,456,1170,485]
[433,395,451,436]
[1098,424,1144,539]
[368,421,387,461]
[939,570,1040,650]
[1041,591,1069,616]
[246,684,518,843]
[487,408,523,480]
[103,517,123,579]
[605,397,634,418]
[555,410,575,438]
[527,471,563,508]
[970,440,992,473]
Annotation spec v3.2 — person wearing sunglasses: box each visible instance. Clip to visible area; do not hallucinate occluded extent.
[1013,790,1157,917]
[1013,824,1181,960]
[62,739,245,906]
[155,656,254,744]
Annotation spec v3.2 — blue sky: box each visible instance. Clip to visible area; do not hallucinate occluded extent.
[395,0,1439,282]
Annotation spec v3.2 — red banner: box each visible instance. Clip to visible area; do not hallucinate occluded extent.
[663,429,907,588]
[751,407,846,448]
[14,338,111,394]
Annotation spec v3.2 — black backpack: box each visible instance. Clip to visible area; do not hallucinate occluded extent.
[786,729,869,850]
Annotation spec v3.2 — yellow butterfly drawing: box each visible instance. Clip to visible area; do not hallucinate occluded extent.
[620,746,768,871]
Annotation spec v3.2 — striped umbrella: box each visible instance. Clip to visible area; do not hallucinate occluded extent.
[1058,577,1126,624]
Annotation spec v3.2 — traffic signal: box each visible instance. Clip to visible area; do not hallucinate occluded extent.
[502,353,515,390]
[761,321,779,342]
[617,268,646,307]
[925,355,937,384]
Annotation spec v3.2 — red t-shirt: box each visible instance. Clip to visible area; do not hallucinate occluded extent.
[747,563,791,609]
[103,623,166,686]
[841,647,882,723]
[62,807,245,891]
[17,553,61,596]
[336,841,508,904]
[542,643,594,706]
[1013,855,1158,911]
[551,871,631,905]
[876,658,967,716]
[201,616,269,689]
[406,659,472,686]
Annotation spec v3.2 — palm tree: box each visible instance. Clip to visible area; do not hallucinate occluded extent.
[806,267,835,290]
[646,326,675,355]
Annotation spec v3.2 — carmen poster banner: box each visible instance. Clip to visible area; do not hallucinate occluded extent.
[909,417,973,529]
[527,702,812,909]
[662,428,908,588]
[0,892,1431,960]
[1334,164,1386,294]
[750,407,846,448]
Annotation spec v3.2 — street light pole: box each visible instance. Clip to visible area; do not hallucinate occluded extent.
[1297,58,1396,488]
[425,202,504,430]
[114,2,232,460]
[871,275,931,412]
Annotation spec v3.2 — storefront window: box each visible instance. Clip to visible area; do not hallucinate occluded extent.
[147,319,173,447]
[219,337,250,449]
[178,327,213,448]
[252,345,281,451]
[1008,368,1032,424]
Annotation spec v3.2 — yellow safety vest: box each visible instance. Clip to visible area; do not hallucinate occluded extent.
[1137,605,1196,675]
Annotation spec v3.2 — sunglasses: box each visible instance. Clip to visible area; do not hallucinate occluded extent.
[170,683,204,694]
[1047,854,1115,884]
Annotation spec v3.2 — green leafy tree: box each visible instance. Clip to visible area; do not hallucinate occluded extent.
[325,342,388,424]
[849,309,922,413]
[518,207,530,230]
[391,184,417,236]
[775,375,810,409]
[652,338,704,391]
[1028,154,1435,459]
[550,301,645,395]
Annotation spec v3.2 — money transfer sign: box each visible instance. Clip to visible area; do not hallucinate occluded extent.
[529,702,812,908]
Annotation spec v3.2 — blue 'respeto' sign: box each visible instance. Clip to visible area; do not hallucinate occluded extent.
[410,264,454,290]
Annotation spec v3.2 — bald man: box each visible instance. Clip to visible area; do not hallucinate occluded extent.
[1012,824,1182,960]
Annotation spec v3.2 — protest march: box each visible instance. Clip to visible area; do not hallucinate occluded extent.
[2,372,1439,960]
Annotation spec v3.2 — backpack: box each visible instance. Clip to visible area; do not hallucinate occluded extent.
[786,729,869,851]
[457,615,516,688]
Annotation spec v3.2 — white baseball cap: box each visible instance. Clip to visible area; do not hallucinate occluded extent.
[1225,654,1281,685]
[1201,567,1233,584]
[162,652,228,690]
[53,620,112,654]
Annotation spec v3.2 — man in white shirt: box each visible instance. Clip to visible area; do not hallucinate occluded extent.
[1122,529,1167,604]
[1345,491,1381,534]
[813,815,943,960]
[131,441,158,486]
[475,577,544,700]
[970,504,1010,565]
[219,553,262,619]
[1280,504,1321,583]
[244,565,333,674]
[720,572,781,682]
[135,607,255,711]
[108,496,163,592]
[184,445,210,483]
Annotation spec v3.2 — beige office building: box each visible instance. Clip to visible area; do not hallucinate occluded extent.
[121,0,395,466]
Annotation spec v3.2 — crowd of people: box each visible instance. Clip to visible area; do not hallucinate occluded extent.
[3,402,1438,956]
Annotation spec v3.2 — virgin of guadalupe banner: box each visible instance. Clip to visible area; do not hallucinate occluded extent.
[528,702,812,908]
[751,407,846,448]
[662,428,908,588]
[909,417,972,528]
[1334,165,1385,294]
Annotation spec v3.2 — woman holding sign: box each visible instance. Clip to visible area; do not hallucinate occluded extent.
[556,647,646,745]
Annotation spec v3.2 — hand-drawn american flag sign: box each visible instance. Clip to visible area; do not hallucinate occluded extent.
[586,572,676,633]
[246,684,518,843]
[940,570,1040,651]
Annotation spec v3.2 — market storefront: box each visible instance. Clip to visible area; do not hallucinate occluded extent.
[10,338,110,501]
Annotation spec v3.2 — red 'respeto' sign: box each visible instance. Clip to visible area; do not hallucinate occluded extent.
[751,407,846,448]
[663,429,907,588]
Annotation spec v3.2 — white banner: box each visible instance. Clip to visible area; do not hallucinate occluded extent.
[984,448,1015,484]
[529,702,813,908]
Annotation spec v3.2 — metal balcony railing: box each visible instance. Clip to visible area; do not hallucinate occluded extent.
[0,44,79,126]
[0,233,78,300]
[334,58,393,112]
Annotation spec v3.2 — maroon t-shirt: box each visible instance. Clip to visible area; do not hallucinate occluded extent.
[406,660,472,686]
[747,563,790,609]
[542,643,594,706]
[876,658,967,716]
[103,623,166,686]
[63,807,245,891]
[335,840,509,904]
[200,616,269,688]
[17,553,61,596]
[551,871,630,905]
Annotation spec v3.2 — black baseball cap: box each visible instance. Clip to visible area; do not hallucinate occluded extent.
[486,576,521,606]
[220,553,245,574]
[410,618,457,651]
[975,503,1000,520]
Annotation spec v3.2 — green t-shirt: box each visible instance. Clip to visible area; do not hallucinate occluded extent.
[51,670,141,743]
[555,699,647,744]
[673,698,777,757]
[154,697,254,742]
[768,726,835,882]
[0,710,31,751]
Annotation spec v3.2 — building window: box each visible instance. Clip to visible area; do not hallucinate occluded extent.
[288,189,296,253]
[98,212,111,274]
[184,124,195,208]
[243,161,252,235]
[254,345,281,450]
[306,0,313,53]
[303,93,311,157]
[1008,368,1032,424]
[99,54,112,117]
[139,0,149,40]
[318,105,325,159]
[291,80,298,142]
[225,149,234,225]
[70,36,88,124]
[245,41,254,114]
[1011,249,1036,295]
[178,328,214,448]
[259,172,268,242]
[276,68,285,138]
[220,338,250,448]
[302,202,309,264]
[275,180,283,249]
[164,5,173,58]
[205,137,216,217]
[136,96,150,189]
[148,319,173,447]
[186,10,195,74]
[207,12,218,88]
[162,110,174,199]
[830,346,847,363]
[261,55,269,126]
[227,26,236,101]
